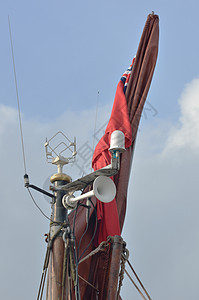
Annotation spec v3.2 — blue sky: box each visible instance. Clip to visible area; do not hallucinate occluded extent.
[1,0,199,120]
[1,1,199,299]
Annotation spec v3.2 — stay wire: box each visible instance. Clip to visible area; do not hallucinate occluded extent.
[71,202,81,300]
[124,269,148,300]
[27,188,62,225]
[37,243,51,300]
[92,91,99,152]
[72,198,97,299]
[77,200,91,259]
[78,199,98,261]
[8,16,27,175]
[127,260,152,300]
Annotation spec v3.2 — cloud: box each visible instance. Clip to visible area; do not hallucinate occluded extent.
[121,77,199,299]
[2,76,199,300]
[164,78,199,154]
[0,103,112,299]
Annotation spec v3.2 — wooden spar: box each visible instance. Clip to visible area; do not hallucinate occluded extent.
[104,236,123,299]
[94,235,123,300]
[81,235,124,299]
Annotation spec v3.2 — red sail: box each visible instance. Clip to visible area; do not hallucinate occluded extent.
[68,13,159,299]
[92,79,133,245]
[115,13,159,232]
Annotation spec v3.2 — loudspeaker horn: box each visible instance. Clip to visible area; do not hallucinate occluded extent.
[62,175,116,209]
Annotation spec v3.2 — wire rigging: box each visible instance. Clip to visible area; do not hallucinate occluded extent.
[126,260,152,300]
[27,188,63,225]
[71,197,98,299]
[91,91,100,171]
[8,19,55,224]
[8,15,27,175]
[27,188,52,221]
[78,199,97,261]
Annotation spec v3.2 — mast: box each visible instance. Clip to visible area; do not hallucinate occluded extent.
[44,132,77,300]
[35,13,159,299]
[43,131,126,299]
[46,172,71,299]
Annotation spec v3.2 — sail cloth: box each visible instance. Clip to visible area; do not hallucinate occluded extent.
[92,58,135,245]
[92,13,159,245]
[115,13,159,233]
[69,13,159,298]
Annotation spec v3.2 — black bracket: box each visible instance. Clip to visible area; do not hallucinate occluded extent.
[24,174,55,199]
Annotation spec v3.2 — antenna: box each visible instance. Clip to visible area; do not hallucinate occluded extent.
[45,131,77,173]
[8,15,27,175]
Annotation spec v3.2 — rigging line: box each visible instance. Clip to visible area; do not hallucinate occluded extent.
[71,202,81,299]
[127,260,152,300]
[78,198,98,261]
[124,269,148,300]
[78,275,99,293]
[77,203,90,259]
[78,240,108,265]
[8,15,27,175]
[37,244,51,300]
[91,91,100,167]
[27,187,60,224]
[61,241,68,300]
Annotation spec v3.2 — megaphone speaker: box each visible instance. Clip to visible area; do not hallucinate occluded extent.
[62,175,116,209]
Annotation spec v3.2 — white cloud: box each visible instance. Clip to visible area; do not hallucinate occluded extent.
[164,78,199,153]
[0,103,112,299]
[2,76,199,300]
[121,78,199,299]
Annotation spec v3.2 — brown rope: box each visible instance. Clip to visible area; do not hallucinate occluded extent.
[37,225,65,300]
[78,275,99,294]
[117,246,129,299]
[127,260,152,300]
[117,255,126,299]
[116,242,152,300]
[78,240,109,264]
[124,269,148,300]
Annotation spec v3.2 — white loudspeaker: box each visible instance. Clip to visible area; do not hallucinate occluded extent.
[62,175,116,209]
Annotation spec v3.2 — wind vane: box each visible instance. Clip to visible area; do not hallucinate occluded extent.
[44,131,77,173]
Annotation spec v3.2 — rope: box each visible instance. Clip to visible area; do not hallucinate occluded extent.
[37,239,51,300]
[37,225,65,300]
[78,275,99,294]
[61,240,69,300]
[27,187,64,225]
[117,247,129,299]
[78,240,109,265]
[78,199,98,262]
[127,260,152,300]
[77,240,110,298]
[27,188,53,222]
[116,243,152,300]
[124,269,148,300]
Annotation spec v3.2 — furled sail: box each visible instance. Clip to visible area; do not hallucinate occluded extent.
[68,13,159,299]
[47,13,159,300]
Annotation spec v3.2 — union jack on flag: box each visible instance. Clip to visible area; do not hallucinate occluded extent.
[120,56,136,94]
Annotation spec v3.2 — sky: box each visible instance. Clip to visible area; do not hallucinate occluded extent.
[1,0,199,299]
